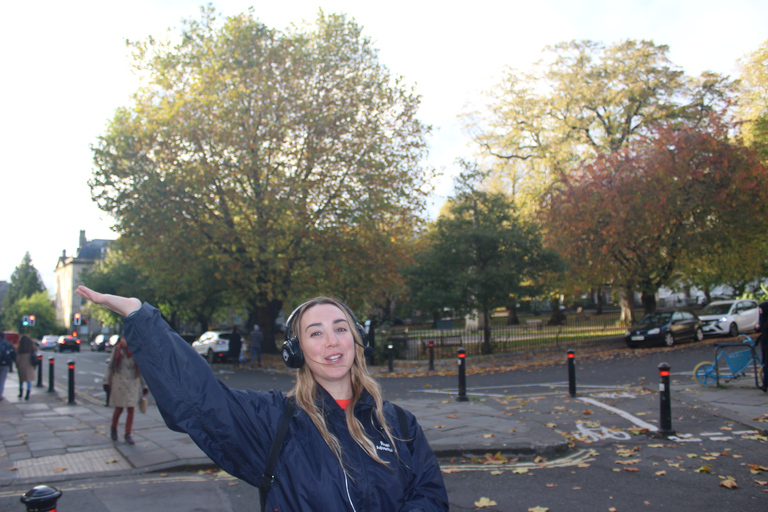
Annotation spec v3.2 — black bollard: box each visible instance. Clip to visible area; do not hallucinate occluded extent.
[567,349,576,397]
[456,347,468,402]
[36,355,44,387]
[20,484,62,512]
[656,362,675,437]
[47,358,55,393]
[387,343,394,373]
[428,341,435,371]
[67,360,76,405]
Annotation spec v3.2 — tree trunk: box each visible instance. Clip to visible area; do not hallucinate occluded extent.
[619,285,636,325]
[641,291,656,314]
[595,287,604,315]
[548,297,567,325]
[482,308,493,354]
[506,306,520,326]
[247,299,284,354]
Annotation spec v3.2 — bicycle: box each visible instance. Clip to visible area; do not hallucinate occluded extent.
[693,334,764,387]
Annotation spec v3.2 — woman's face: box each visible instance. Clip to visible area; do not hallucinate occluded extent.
[299,303,356,397]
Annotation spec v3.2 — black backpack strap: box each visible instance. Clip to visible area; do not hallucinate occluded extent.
[392,403,411,441]
[259,398,295,512]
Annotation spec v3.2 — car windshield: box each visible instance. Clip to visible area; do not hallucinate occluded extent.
[700,303,732,315]
[638,312,673,325]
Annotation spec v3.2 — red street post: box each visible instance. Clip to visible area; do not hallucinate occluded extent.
[567,349,576,397]
[457,347,468,402]
[67,360,76,405]
[20,484,62,512]
[428,341,435,371]
[47,358,55,393]
[656,362,675,437]
[36,354,44,387]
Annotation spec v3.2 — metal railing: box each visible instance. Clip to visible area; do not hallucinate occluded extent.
[381,314,626,360]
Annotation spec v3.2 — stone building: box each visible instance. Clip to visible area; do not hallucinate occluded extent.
[54,230,113,335]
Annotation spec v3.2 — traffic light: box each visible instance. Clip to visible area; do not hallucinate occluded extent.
[29,315,35,327]
[22,315,29,326]
[74,313,81,326]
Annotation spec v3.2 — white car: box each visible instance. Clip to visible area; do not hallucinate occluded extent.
[192,331,232,364]
[698,299,759,337]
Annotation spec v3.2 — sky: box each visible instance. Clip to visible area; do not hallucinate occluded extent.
[1,0,766,293]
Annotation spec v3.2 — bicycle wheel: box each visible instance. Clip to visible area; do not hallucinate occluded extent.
[694,361,718,386]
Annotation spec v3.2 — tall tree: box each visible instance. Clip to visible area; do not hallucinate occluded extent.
[90,8,432,350]
[544,118,768,322]
[1,252,46,330]
[407,166,561,354]
[466,39,734,318]
[736,38,768,161]
[4,291,59,338]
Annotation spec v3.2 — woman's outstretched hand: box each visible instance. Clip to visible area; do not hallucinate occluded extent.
[75,286,142,318]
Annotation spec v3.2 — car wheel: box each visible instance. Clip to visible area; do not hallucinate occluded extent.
[728,323,738,338]
[664,332,675,347]
[207,350,216,365]
[695,327,704,342]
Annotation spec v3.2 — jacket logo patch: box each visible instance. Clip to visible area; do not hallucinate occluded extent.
[376,441,393,453]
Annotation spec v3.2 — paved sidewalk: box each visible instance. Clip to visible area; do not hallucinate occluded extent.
[1,362,766,488]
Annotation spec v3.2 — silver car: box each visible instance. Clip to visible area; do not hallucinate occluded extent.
[698,299,759,337]
[192,331,232,364]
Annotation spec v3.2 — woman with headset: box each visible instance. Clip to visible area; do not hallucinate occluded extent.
[75,285,448,512]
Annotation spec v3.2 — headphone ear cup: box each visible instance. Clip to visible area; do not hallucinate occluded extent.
[282,336,304,369]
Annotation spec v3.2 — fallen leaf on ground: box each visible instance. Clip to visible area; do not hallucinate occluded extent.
[527,507,548,512]
[719,478,738,489]
[474,497,497,508]
[483,434,495,439]
[655,470,667,476]
[512,468,529,474]
[694,466,711,473]
[54,467,68,472]
[490,470,504,475]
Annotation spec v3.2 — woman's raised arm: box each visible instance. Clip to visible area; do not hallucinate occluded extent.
[75,286,142,318]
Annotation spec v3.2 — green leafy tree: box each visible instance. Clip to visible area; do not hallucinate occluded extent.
[1,252,46,330]
[407,165,561,353]
[5,291,60,338]
[90,7,432,350]
[736,38,768,161]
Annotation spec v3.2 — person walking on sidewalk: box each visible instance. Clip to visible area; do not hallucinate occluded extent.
[228,325,242,370]
[103,337,148,445]
[75,285,448,512]
[16,336,38,401]
[249,325,262,367]
[755,302,768,392]
[0,332,17,401]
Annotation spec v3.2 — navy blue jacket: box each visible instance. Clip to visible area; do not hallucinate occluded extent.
[124,304,448,511]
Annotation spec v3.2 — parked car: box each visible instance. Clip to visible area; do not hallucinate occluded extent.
[697,299,759,338]
[90,334,109,352]
[56,335,81,352]
[107,334,121,351]
[192,331,232,364]
[39,335,60,351]
[625,309,704,348]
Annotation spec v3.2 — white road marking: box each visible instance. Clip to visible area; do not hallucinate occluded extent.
[577,396,658,432]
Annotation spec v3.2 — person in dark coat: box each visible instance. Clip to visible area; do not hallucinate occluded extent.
[754,302,768,392]
[228,326,242,370]
[74,285,448,512]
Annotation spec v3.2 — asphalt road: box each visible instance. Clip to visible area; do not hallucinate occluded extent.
[17,339,766,511]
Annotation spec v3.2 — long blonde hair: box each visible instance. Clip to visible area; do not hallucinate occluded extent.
[287,297,397,467]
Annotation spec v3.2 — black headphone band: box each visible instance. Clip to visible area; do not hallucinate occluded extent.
[282,298,369,369]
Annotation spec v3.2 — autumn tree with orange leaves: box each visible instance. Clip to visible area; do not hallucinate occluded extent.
[544,117,768,324]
